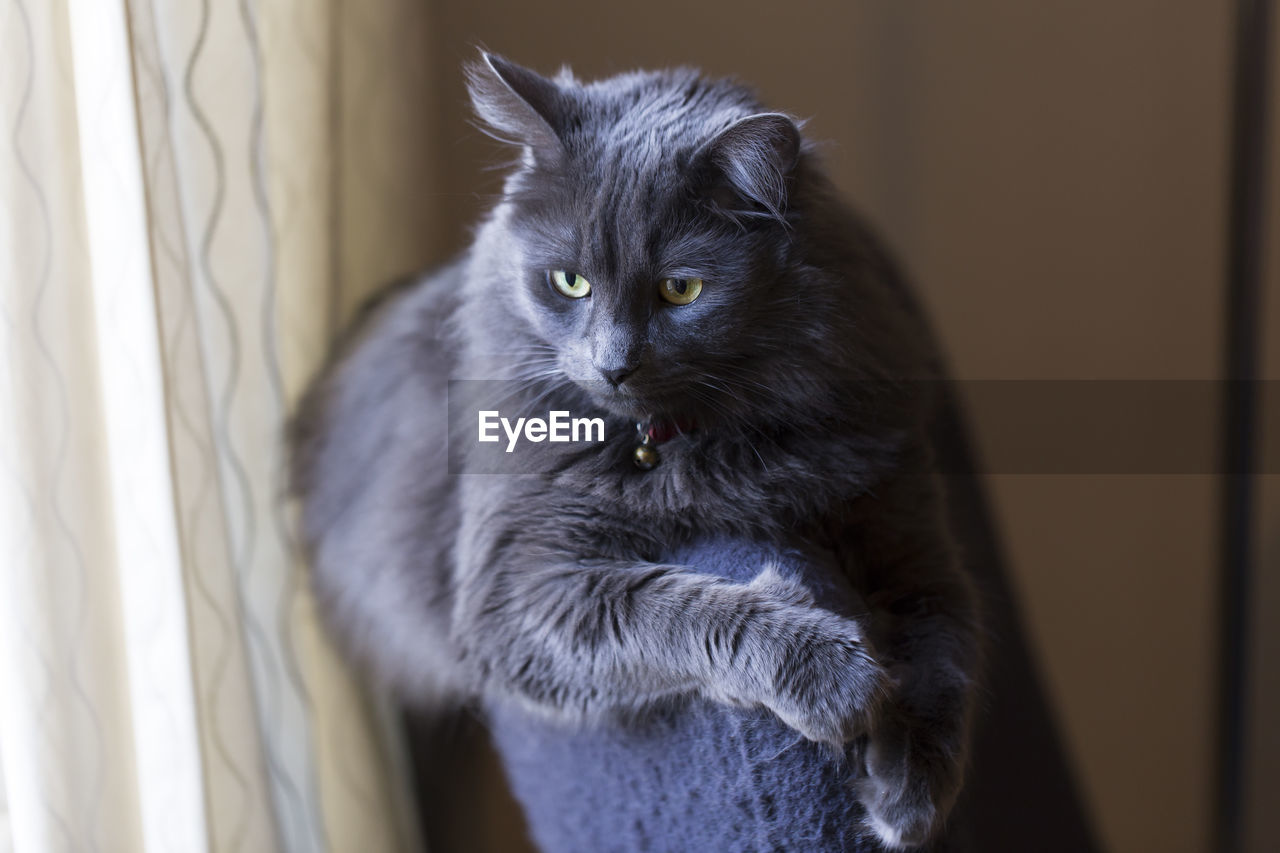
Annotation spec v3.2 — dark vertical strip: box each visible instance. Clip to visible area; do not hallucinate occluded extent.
[1218,1,1273,851]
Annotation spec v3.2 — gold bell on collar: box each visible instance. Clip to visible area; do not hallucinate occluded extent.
[633,424,659,470]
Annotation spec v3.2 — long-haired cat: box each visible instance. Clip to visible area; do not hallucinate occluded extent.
[290,53,980,850]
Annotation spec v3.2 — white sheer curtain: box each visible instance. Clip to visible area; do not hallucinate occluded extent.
[0,0,437,850]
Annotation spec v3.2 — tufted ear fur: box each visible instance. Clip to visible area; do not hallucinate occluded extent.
[466,52,571,156]
[697,112,802,221]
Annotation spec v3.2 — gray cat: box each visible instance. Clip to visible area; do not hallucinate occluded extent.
[290,53,980,850]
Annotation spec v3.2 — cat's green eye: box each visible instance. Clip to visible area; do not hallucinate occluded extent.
[659,277,703,305]
[549,270,591,298]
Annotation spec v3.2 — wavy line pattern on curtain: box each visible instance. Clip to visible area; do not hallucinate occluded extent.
[0,0,437,850]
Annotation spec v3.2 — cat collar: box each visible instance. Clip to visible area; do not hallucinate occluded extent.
[632,419,695,470]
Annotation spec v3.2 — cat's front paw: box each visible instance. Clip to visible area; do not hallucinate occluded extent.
[764,612,887,747]
[748,563,817,609]
[856,710,962,850]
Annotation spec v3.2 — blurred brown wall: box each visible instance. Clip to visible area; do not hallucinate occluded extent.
[408,3,1275,851]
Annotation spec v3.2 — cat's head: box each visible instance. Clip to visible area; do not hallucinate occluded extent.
[466,53,834,428]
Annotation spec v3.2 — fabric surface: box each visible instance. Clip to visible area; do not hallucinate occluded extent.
[0,0,435,850]
[487,538,880,853]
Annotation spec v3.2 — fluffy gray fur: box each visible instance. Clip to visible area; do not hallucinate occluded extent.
[290,53,980,850]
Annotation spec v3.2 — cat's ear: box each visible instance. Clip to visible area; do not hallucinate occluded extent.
[466,52,570,156]
[697,113,802,221]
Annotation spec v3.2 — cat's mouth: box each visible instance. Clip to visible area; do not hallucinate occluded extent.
[567,376,677,422]
[571,377,726,430]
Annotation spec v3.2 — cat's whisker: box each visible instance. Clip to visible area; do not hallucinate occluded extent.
[474,372,565,414]
[704,364,784,398]
[475,373,556,399]
[685,380,774,473]
[520,381,570,415]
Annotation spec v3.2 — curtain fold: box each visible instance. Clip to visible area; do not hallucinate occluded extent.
[0,0,434,850]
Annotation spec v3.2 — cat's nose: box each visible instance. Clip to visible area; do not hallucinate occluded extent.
[600,364,637,388]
